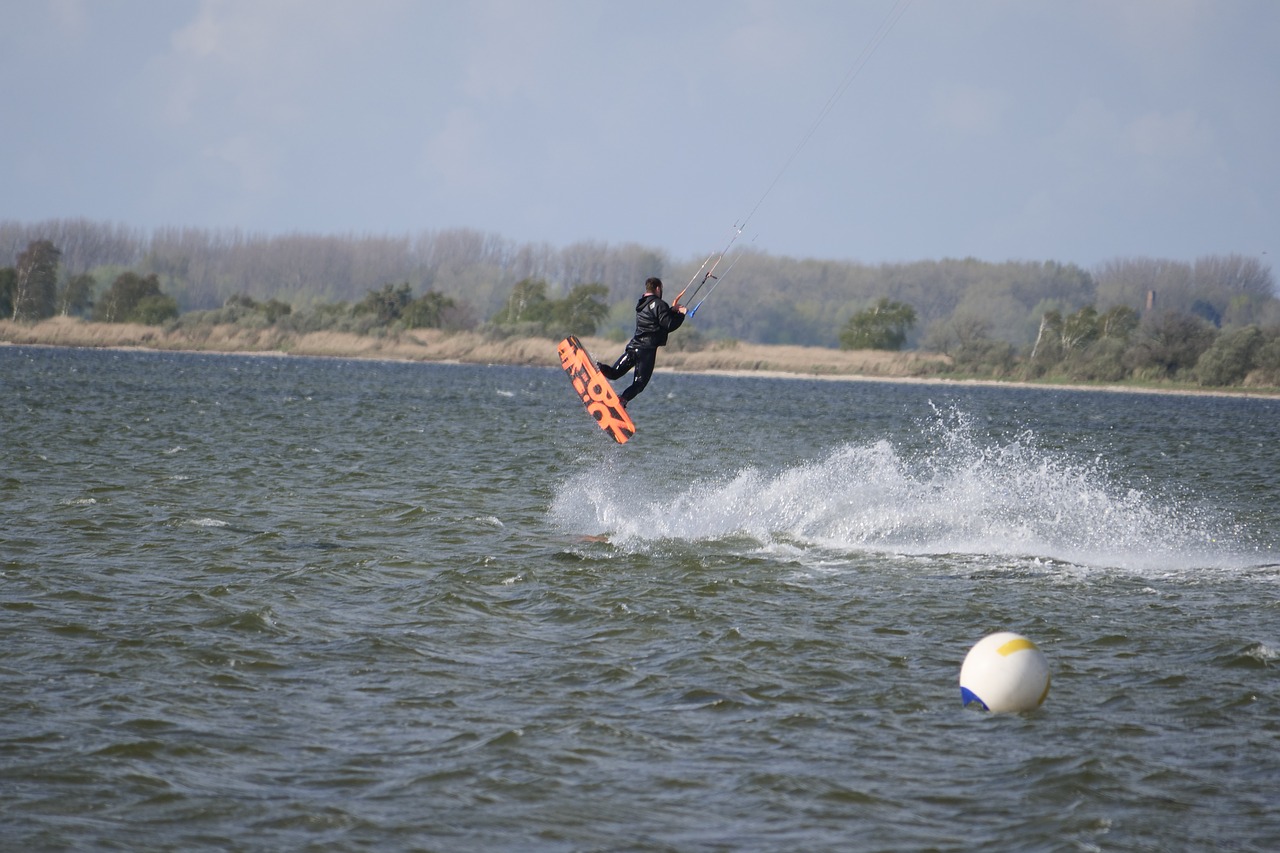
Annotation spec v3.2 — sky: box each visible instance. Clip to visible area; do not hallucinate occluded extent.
[2,0,1277,269]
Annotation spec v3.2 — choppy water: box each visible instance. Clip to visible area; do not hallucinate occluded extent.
[3,345,1279,852]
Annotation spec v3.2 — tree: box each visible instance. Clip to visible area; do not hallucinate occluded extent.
[94,272,174,323]
[0,267,14,319]
[224,293,292,323]
[839,297,917,350]
[1026,303,1141,380]
[501,278,554,325]
[554,283,610,335]
[1098,305,1139,339]
[57,273,96,317]
[5,219,1279,357]
[1094,256,1193,314]
[1028,310,1063,364]
[132,294,180,324]
[1060,305,1100,350]
[11,239,61,321]
[1193,254,1274,298]
[1190,299,1222,327]
[492,278,609,337]
[262,298,292,323]
[1123,310,1217,379]
[1251,334,1280,387]
[1195,326,1264,387]
[354,282,414,324]
[1066,337,1129,382]
[403,291,457,329]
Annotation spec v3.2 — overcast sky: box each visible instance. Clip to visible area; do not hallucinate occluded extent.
[3,0,1276,269]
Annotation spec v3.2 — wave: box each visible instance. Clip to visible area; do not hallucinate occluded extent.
[550,410,1271,573]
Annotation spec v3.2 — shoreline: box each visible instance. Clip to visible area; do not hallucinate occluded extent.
[3,318,1278,401]
[677,367,1280,399]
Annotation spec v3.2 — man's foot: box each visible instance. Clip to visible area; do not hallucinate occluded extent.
[595,361,608,374]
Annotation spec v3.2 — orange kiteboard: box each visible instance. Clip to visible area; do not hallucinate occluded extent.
[557,335,636,444]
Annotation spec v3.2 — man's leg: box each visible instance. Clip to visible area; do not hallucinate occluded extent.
[598,349,635,381]
[620,348,657,403]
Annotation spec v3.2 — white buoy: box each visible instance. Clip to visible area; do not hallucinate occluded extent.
[960,631,1051,713]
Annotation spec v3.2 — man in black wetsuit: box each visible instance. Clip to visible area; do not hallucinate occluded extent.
[597,277,687,407]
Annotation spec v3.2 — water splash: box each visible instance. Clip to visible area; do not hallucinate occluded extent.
[551,410,1262,573]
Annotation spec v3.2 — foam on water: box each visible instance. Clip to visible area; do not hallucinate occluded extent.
[552,411,1264,574]
[188,517,230,528]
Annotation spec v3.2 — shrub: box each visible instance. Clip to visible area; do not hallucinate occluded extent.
[1195,326,1263,386]
[1123,310,1217,379]
[839,298,917,351]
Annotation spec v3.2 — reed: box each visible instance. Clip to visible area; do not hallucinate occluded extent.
[3,319,948,378]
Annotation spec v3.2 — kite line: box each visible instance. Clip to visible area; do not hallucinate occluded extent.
[673,0,913,317]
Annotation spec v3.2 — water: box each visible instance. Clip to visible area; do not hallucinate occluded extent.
[3,346,1279,852]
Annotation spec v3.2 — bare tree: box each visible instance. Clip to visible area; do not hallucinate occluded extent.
[1193,254,1275,297]
[12,240,60,321]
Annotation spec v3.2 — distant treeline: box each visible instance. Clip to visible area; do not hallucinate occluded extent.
[3,218,1278,388]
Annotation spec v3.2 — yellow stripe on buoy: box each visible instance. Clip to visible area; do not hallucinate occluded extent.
[997,637,1038,656]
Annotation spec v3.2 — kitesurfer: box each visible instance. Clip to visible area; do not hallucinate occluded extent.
[597,277,686,406]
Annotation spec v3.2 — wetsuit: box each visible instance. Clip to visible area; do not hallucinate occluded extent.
[598,292,685,403]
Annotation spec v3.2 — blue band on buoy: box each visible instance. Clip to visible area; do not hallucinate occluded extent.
[960,686,988,710]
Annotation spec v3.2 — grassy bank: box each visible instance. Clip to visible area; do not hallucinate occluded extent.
[0,317,947,377]
[4,317,1278,398]
[0,317,560,366]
